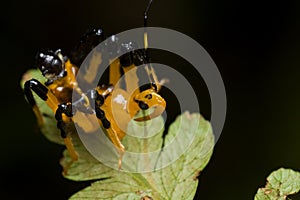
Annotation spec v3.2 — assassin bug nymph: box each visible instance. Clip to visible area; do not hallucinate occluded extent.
[23,0,166,169]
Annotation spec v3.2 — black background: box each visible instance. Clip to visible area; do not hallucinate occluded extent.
[1,0,300,199]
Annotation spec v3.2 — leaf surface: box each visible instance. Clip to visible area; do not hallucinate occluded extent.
[66,112,214,200]
[255,168,300,200]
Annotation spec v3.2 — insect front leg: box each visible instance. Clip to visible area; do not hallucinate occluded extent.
[24,78,60,126]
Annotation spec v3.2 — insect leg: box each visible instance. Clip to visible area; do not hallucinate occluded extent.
[94,89,125,169]
[55,103,79,161]
[63,60,92,108]
[24,79,59,126]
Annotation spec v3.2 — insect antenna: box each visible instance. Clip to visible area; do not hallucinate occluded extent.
[143,0,159,90]
[143,0,153,56]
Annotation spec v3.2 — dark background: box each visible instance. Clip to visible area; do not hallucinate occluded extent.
[1,0,300,199]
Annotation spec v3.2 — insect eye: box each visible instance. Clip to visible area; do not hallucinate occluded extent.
[145,94,152,99]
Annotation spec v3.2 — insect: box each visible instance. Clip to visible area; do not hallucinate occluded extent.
[23,0,166,169]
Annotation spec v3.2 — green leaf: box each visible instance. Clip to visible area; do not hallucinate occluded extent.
[64,112,214,200]
[20,69,64,145]
[255,168,300,200]
[21,70,214,199]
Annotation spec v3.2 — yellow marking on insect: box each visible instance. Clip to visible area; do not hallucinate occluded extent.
[122,64,139,94]
[73,111,99,133]
[111,88,136,132]
[109,58,122,88]
[65,60,91,107]
[83,50,102,84]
